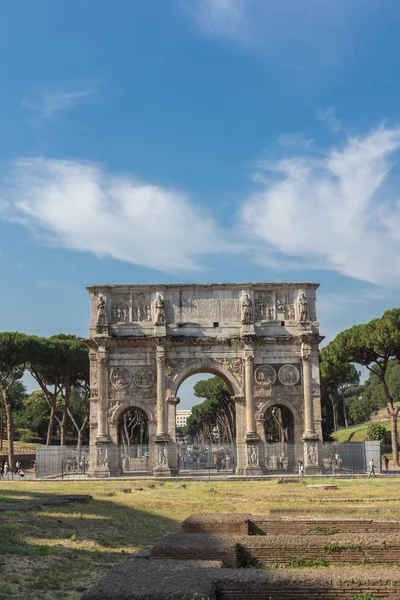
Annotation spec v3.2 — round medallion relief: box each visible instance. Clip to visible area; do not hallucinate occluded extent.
[110,367,132,389]
[254,365,276,386]
[134,366,156,388]
[278,364,300,386]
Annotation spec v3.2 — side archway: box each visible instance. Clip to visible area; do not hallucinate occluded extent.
[256,398,301,472]
[109,400,156,474]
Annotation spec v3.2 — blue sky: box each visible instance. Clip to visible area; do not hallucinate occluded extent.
[1,1,400,404]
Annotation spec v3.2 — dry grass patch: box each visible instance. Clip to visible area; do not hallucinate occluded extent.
[0,478,399,598]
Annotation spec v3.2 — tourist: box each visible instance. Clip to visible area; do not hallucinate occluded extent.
[368,458,376,478]
[3,462,10,478]
[383,456,389,472]
[298,460,304,481]
[14,460,25,477]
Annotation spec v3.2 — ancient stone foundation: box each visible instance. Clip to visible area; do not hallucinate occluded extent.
[82,513,400,599]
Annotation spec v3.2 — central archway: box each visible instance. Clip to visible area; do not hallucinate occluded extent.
[175,370,237,475]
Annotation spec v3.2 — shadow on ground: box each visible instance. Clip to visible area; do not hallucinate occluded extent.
[0,488,180,600]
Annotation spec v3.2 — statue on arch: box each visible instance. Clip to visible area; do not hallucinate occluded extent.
[96,295,107,325]
[241,293,253,324]
[298,292,309,322]
[154,294,166,325]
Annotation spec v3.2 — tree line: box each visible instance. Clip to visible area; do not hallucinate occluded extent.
[2,306,400,467]
[0,332,89,468]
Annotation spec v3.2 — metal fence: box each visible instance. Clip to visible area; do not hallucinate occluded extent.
[35,441,382,479]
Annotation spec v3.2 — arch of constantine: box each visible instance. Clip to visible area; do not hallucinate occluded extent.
[87,282,324,476]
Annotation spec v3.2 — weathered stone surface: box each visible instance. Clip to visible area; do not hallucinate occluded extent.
[81,558,221,600]
[87,283,324,476]
[81,557,400,600]
[150,533,239,566]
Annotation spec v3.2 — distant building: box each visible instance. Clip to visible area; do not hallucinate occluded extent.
[176,409,192,428]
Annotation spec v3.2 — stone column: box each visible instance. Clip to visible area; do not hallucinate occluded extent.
[167,396,179,474]
[245,354,256,437]
[244,347,262,475]
[156,346,167,437]
[301,342,323,474]
[96,350,109,442]
[90,348,111,477]
[154,345,171,476]
[167,396,180,441]
[301,344,317,439]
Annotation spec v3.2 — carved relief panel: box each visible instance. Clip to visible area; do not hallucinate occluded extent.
[276,290,296,321]
[130,293,152,323]
[111,297,130,323]
[254,291,275,322]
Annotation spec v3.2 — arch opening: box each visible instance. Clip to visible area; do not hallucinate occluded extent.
[176,373,237,474]
[118,406,149,473]
[264,403,296,471]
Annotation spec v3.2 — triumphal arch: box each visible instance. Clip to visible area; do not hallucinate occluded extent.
[87,283,324,476]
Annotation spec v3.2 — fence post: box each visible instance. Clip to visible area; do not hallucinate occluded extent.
[61,458,64,480]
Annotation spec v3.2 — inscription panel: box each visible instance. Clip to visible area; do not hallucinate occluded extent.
[169,291,241,323]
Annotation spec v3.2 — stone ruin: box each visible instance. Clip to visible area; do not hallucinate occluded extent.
[87,282,324,477]
[82,512,400,599]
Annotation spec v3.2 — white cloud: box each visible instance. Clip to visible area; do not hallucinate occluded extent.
[22,87,91,119]
[183,0,369,66]
[241,125,400,286]
[317,107,343,133]
[188,0,248,42]
[1,158,236,273]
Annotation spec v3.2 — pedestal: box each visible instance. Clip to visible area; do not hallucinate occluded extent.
[303,438,325,475]
[89,442,111,478]
[153,437,172,477]
[241,323,255,336]
[244,435,263,476]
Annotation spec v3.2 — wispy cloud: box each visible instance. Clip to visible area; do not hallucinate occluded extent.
[0,158,237,273]
[34,279,80,292]
[22,85,92,120]
[241,124,400,287]
[183,0,372,69]
[317,107,343,133]
[187,0,248,44]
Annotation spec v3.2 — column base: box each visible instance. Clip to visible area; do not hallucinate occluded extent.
[88,465,111,478]
[155,433,171,442]
[304,464,325,475]
[244,465,263,476]
[153,464,172,477]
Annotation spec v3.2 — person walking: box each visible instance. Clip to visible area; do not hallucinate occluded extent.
[383,456,389,473]
[3,462,10,478]
[368,458,376,478]
[298,460,304,481]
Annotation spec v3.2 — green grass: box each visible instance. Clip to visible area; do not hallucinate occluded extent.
[0,478,399,599]
[333,422,392,443]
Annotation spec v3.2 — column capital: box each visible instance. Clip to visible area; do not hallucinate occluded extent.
[156,345,166,366]
[301,343,312,362]
[166,395,180,406]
